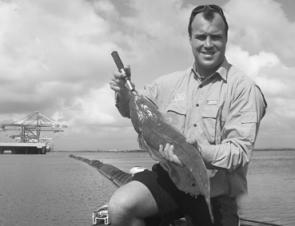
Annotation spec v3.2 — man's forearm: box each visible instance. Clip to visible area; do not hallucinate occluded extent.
[115,91,131,118]
[198,140,251,171]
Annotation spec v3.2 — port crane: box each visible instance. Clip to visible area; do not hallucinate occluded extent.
[0,111,67,154]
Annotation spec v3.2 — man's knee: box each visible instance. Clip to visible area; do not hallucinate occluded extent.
[108,181,158,225]
[109,188,135,217]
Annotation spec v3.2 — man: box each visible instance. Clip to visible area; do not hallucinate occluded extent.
[109,4,266,226]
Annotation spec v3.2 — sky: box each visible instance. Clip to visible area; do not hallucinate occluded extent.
[0,0,294,151]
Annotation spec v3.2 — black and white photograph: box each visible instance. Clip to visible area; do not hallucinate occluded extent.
[0,0,294,225]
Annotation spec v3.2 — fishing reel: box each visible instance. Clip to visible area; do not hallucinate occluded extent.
[91,202,187,226]
[92,204,110,225]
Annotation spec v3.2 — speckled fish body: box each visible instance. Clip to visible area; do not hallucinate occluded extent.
[110,50,212,220]
[129,94,212,218]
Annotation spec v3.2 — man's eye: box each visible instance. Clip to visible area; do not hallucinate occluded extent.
[211,35,222,40]
[195,35,206,40]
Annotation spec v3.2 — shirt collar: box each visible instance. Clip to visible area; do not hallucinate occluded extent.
[191,58,231,82]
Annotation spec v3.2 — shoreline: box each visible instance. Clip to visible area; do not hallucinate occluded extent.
[52,148,295,153]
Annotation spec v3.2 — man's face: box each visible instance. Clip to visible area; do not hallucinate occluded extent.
[189,13,227,75]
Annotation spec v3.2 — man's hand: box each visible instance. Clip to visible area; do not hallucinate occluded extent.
[159,143,183,166]
[109,66,132,93]
[109,66,133,117]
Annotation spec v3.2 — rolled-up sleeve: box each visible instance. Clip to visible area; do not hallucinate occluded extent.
[199,82,267,171]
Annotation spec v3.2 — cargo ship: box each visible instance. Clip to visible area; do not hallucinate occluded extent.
[0,111,66,154]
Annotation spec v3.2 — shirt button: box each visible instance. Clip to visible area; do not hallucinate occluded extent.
[196,103,199,107]
[199,84,203,88]
[193,124,197,127]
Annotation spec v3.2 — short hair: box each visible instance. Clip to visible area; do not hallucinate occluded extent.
[188,4,229,37]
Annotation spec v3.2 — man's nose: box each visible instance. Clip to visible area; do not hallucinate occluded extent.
[204,36,213,48]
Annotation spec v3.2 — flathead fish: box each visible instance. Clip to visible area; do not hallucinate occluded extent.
[111,51,212,221]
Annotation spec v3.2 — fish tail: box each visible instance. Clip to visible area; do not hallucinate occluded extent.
[206,196,214,223]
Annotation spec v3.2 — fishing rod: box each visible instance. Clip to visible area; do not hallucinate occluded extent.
[111,51,136,95]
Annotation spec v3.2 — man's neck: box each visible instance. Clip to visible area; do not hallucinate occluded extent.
[194,61,224,79]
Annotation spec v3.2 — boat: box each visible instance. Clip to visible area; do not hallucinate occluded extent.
[69,154,282,226]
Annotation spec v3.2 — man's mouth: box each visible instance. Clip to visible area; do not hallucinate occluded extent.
[201,51,215,57]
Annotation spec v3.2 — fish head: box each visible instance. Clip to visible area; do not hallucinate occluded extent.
[129,95,159,134]
[134,96,159,119]
[129,96,144,134]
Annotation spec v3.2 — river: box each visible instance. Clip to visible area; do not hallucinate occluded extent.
[0,150,294,226]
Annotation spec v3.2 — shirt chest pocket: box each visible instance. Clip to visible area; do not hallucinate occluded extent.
[164,102,186,134]
[201,104,219,144]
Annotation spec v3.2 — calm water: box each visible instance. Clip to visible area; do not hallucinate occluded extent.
[0,150,294,226]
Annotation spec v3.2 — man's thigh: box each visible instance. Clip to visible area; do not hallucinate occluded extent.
[132,166,183,221]
[109,180,159,218]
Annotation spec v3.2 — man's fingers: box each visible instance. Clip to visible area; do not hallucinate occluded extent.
[111,77,124,85]
[110,72,128,92]
[159,144,165,158]
[109,84,119,92]
[114,72,126,79]
[159,144,170,160]
[109,80,122,91]
[158,143,182,166]
[164,143,174,161]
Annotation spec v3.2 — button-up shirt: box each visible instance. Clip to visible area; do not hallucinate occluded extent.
[116,58,267,198]
[142,59,266,197]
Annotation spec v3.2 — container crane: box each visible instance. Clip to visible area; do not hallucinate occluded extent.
[0,111,67,154]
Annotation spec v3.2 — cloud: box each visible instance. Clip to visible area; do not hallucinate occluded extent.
[225,0,295,65]
[0,0,128,149]
[93,0,116,15]
[66,84,118,127]
[0,0,115,85]
[226,41,295,149]
[227,45,280,78]
[93,0,194,83]
[221,0,295,149]
[226,45,287,96]
[0,0,116,114]
[0,0,295,149]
